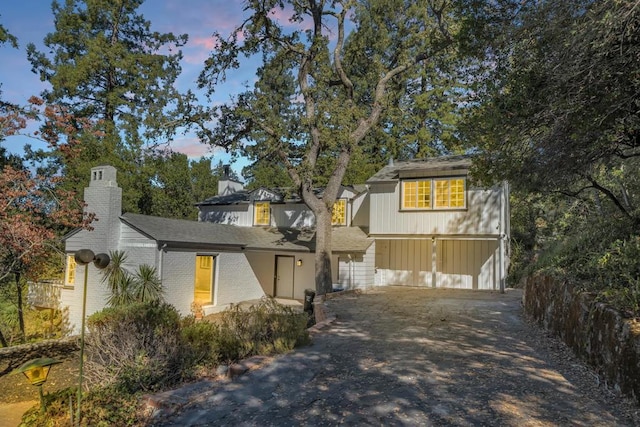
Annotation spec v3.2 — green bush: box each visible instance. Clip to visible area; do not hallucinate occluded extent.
[85,301,184,393]
[181,316,220,369]
[213,297,310,363]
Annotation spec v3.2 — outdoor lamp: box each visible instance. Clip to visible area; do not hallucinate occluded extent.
[74,249,110,425]
[13,357,61,412]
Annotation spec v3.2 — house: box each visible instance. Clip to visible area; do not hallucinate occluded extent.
[57,156,509,333]
[366,156,510,290]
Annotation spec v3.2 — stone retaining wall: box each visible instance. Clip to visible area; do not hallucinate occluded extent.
[0,337,79,376]
[523,275,640,403]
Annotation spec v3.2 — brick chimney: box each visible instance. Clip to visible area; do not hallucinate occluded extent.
[217,164,244,196]
[82,165,122,252]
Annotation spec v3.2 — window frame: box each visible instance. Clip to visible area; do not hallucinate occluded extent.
[401,177,467,211]
[331,199,347,226]
[254,201,271,226]
[194,254,216,305]
[65,254,77,288]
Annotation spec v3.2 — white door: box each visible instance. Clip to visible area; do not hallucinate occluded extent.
[275,256,294,298]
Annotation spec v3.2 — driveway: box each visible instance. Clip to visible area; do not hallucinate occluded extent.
[154,287,639,426]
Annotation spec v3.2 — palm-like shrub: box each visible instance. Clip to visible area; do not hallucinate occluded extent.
[101,250,164,306]
[133,264,164,303]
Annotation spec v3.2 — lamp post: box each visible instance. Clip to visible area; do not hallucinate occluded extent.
[12,357,62,413]
[74,249,110,425]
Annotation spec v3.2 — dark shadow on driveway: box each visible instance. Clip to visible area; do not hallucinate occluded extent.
[152,287,637,426]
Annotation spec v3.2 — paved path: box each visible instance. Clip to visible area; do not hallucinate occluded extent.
[153,287,638,426]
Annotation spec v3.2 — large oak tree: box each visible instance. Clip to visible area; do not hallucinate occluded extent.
[190,0,473,294]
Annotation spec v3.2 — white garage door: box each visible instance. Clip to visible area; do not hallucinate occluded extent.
[375,239,499,290]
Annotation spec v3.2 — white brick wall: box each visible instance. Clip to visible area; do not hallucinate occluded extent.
[216,253,266,307]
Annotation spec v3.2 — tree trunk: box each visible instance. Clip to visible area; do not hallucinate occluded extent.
[0,328,7,347]
[15,272,25,343]
[314,209,333,295]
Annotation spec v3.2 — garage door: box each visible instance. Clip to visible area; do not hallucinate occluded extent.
[375,239,499,289]
[375,240,433,287]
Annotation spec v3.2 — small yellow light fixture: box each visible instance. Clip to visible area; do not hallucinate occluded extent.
[12,357,61,412]
[296,259,303,267]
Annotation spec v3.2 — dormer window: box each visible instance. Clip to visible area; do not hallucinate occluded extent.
[254,201,270,226]
[402,177,466,210]
[331,199,347,225]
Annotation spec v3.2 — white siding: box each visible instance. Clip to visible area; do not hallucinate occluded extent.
[199,205,251,226]
[436,239,499,290]
[162,251,197,315]
[351,192,370,228]
[272,204,316,228]
[375,240,433,287]
[369,184,504,236]
[335,242,376,290]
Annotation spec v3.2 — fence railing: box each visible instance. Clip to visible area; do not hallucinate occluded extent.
[27,279,63,309]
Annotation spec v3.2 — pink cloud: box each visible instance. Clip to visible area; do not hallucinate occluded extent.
[170,136,212,158]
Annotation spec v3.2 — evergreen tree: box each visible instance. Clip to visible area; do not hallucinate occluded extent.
[26,0,188,213]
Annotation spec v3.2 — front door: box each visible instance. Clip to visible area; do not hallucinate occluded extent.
[194,255,215,304]
[275,256,294,299]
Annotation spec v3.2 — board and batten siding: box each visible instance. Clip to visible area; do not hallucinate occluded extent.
[369,184,504,236]
[375,238,500,290]
[437,239,499,290]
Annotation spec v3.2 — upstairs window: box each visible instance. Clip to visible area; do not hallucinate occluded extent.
[332,199,347,225]
[435,178,465,208]
[254,201,270,226]
[402,180,431,209]
[65,255,77,286]
[402,177,466,210]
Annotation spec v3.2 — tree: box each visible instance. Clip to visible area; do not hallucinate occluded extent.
[469,0,640,225]
[192,0,465,294]
[189,157,221,205]
[148,152,196,219]
[26,0,188,213]
[0,166,91,343]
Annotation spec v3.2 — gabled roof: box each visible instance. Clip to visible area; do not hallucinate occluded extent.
[366,155,472,184]
[120,213,373,253]
[121,213,250,250]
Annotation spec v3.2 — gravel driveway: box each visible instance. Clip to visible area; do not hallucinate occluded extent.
[154,287,639,426]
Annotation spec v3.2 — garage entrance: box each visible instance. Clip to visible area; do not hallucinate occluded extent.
[375,238,500,290]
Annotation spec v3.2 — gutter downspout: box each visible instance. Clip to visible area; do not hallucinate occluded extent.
[347,254,353,289]
[158,243,167,283]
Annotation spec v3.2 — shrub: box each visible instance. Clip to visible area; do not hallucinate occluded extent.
[180,316,220,370]
[212,297,310,363]
[20,386,147,427]
[84,301,184,393]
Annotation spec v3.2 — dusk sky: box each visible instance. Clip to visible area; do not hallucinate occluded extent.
[0,0,266,176]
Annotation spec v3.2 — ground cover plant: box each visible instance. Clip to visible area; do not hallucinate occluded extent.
[19,297,310,426]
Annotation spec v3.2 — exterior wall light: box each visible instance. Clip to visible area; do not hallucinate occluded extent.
[74,249,110,425]
[12,357,61,412]
[296,259,303,267]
